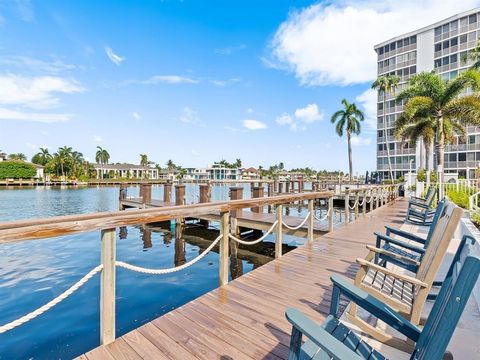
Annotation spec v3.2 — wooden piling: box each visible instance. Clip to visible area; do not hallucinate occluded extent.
[251,186,264,213]
[275,205,283,258]
[219,211,229,286]
[164,182,172,203]
[100,228,116,345]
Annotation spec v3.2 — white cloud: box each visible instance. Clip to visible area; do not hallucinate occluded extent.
[179,107,199,124]
[214,44,246,55]
[356,88,377,132]
[105,46,125,66]
[276,103,323,131]
[243,119,267,130]
[132,112,141,120]
[144,75,199,85]
[246,108,254,114]
[1,56,76,74]
[0,74,84,109]
[294,103,323,123]
[351,136,372,146]
[0,107,73,122]
[211,77,241,87]
[93,135,103,143]
[269,0,480,86]
[224,125,239,133]
[26,142,37,150]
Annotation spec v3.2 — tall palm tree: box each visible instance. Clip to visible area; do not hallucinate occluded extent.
[396,70,480,193]
[331,99,365,181]
[140,154,148,167]
[95,146,110,164]
[31,147,52,166]
[166,159,175,171]
[235,158,242,168]
[57,146,72,179]
[71,151,84,177]
[372,74,401,182]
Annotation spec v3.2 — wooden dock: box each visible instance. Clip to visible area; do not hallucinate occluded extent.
[80,199,406,360]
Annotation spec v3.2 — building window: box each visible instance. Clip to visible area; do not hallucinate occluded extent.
[410,36,416,44]
[451,20,458,30]
[459,153,466,161]
[450,37,458,47]
[469,14,477,24]
[443,23,450,33]
[435,26,442,36]
[397,39,403,48]
[404,37,410,46]
[434,43,441,52]
[451,54,457,63]
[442,40,449,49]
[434,59,441,68]
[442,57,449,65]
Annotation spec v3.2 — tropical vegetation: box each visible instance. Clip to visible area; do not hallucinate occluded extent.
[95,146,110,164]
[0,161,36,179]
[330,99,365,181]
[7,153,27,161]
[395,70,480,188]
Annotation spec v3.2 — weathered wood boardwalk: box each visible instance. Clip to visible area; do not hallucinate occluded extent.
[79,199,406,359]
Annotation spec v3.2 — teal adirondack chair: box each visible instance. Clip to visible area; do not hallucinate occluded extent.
[406,187,438,225]
[285,235,479,360]
[373,199,447,273]
[408,186,435,207]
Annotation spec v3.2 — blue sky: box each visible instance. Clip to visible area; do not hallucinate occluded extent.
[1,0,479,174]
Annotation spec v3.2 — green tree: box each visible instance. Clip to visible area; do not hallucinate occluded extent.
[0,161,36,179]
[465,40,480,69]
[95,146,110,164]
[166,159,175,171]
[140,153,148,167]
[8,153,27,161]
[372,74,400,182]
[330,99,365,182]
[396,70,480,190]
[235,158,242,168]
[70,151,84,177]
[396,118,435,171]
[56,146,72,179]
[31,147,52,166]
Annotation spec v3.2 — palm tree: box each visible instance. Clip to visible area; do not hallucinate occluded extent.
[71,151,84,177]
[31,147,52,166]
[140,154,148,167]
[465,40,480,69]
[8,153,27,161]
[166,159,175,171]
[372,74,401,182]
[396,70,480,193]
[95,146,110,164]
[331,99,365,182]
[57,146,72,179]
[235,158,242,168]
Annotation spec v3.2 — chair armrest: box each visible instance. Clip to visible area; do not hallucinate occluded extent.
[408,201,430,209]
[329,275,421,342]
[285,308,363,360]
[374,233,425,254]
[384,226,426,244]
[357,257,428,288]
[366,245,421,266]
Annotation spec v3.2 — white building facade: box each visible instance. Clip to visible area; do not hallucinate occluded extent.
[375,8,480,179]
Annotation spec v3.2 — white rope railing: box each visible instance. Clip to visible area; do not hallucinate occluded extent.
[0,264,103,334]
[313,207,331,221]
[348,199,358,210]
[282,212,311,230]
[228,220,278,245]
[116,234,223,275]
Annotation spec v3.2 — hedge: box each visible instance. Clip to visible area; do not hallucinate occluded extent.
[0,161,37,179]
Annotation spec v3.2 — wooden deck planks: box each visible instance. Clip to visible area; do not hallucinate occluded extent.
[81,200,406,360]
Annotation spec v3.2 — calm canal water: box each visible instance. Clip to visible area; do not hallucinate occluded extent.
[0,185,312,359]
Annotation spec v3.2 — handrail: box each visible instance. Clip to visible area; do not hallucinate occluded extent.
[0,191,334,243]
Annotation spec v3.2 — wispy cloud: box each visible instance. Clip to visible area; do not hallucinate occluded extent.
[178,107,199,124]
[351,136,372,146]
[276,103,323,131]
[105,46,125,66]
[132,112,141,120]
[0,107,73,122]
[1,55,77,74]
[242,119,267,130]
[144,75,199,85]
[211,77,241,87]
[14,0,34,21]
[214,44,246,55]
[268,0,480,86]
[93,135,103,142]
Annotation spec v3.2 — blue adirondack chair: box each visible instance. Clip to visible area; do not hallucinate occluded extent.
[372,199,447,273]
[285,235,479,360]
[408,186,435,207]
[406,187,438,225]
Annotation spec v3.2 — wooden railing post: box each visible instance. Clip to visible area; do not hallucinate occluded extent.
[219,211,229,286]
[344,190,350,223]
[100,228,116,345]
[370,190,374,212]
[375,189,379,208]
[307,199,314,243]
[328,196,334,232]
[354,191,359,220]
[275,205,283,258]
[362,190,367,215]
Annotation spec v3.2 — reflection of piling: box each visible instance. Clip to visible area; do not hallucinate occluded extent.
[174,223,186,266]
[142,226,152,249]
[267,183,273,213]
[230,241,243,280]
[278,182,283,194]
[199,184,210,227]
[229,187,243,236]
[285,181,290,193]
[119,226,128,239]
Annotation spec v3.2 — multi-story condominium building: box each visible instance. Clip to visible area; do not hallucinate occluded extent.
[375,8,480,179]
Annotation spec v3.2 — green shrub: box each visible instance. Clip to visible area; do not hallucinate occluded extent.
[0,161,36,179]
[446,188,470,208]
[417,168,426,182]
[471,211,480,228]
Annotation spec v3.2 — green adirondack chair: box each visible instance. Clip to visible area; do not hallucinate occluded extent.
[285,235,479,360]
[371,199,447,274]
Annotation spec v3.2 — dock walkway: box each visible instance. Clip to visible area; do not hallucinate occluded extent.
[80,200,406,359]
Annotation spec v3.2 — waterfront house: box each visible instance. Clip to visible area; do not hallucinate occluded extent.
[207,163,241,180]
[93,163,159,180]
[241,167,260,180]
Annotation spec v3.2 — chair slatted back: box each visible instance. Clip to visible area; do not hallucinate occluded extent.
[424,186,436,207]
[412,235,479,360]
[414,202,462,288]
[423,199,446,249]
